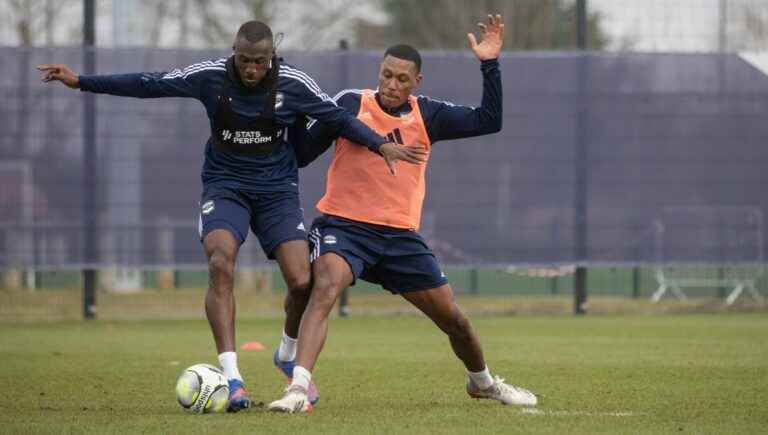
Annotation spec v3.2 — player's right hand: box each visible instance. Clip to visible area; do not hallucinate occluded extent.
[37,64,80,88]
[379,142,428,176]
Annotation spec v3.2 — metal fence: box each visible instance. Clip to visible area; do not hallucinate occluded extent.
[1,47,768,270]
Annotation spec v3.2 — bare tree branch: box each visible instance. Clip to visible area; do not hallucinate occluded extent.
[742,3,768,49]
[8,0,77,46]
[145,0,171,46]
[194,0,232,45]
[293,0,358,50]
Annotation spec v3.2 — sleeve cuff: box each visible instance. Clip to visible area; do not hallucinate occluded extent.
[481,58,500,71]
[368,136,386,153]
[78,75,93,92]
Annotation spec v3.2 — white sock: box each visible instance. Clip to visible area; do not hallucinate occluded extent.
[278,330,297,362]
[291,365,312,391]
[468,366,494,390]
[218,351,243,381]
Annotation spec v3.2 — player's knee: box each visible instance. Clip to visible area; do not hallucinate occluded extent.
[208,249,235,282]
[284,271,311,294]
[284,275,311,315]
[310,275,342,309]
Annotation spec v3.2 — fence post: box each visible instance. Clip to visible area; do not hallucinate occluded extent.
[632,266,640,298]
[157,217,176,290]
[338,38,350,318]
[550,275,559,295]
[469,268,479,294]
[82,0,97,320]
[573,0,589,315]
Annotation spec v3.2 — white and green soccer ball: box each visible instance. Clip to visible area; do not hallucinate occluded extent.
[175,363,229,414]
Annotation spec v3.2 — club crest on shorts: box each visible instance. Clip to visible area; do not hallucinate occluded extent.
[323,235,337,245]
[201,200,215,215]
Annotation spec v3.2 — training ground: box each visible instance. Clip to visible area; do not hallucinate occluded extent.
[2,310,767,434]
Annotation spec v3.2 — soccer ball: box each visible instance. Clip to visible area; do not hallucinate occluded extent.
[175,363,229,414]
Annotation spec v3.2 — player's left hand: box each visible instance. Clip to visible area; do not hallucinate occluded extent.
[379,142,428,176]
[468,14,504,61]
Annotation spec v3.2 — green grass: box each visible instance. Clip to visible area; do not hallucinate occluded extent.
[2,314,767,434]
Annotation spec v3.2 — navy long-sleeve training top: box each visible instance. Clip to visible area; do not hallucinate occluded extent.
[294,58,502,167]
[78,57,386,193]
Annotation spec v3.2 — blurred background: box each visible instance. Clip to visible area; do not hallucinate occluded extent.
[1,0,768,320]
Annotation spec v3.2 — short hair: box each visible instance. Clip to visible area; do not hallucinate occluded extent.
[236,20,273,44]
[384,44,422,73]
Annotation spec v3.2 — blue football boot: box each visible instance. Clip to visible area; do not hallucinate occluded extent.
[226,378,251,412]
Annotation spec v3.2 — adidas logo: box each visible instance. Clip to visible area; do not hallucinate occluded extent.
[293,400,305,413]
[296,222,306,231]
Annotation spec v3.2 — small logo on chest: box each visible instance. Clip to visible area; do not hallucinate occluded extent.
[201,200,215,215]
[275,92,284,110]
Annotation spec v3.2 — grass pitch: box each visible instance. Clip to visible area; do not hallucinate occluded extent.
[1,313,767,434]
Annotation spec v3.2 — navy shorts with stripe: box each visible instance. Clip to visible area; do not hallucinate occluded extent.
[198,186,307,259]
[308,214,448,294]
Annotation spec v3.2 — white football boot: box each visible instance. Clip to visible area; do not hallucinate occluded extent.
[467,375,538,406]
[268,385,313,414]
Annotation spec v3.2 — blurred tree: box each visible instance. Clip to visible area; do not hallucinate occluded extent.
[365,0,608,50]
[142,0,171,46]
[741,2,768,50]
[6,0,78,46]
[187,0,358,50]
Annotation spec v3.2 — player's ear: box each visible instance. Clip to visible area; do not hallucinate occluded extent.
[414,73,423,88]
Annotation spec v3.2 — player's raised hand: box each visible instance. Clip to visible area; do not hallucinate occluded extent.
[37,64,80,88]
[379,142,428,176]
[468,14,504,61]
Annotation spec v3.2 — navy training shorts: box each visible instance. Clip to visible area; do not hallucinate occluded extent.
[198,186,307,259]
[308,214,448,294]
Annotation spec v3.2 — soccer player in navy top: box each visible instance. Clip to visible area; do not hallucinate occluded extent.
[269,15,537,413]
[37,20,424,412]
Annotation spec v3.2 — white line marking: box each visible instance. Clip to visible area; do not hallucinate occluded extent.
[521,408,643,417]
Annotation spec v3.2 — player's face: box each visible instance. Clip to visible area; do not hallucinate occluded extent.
[378,55,422,110]
[232,38,274,88]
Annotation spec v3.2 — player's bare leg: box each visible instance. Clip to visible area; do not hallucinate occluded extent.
[274,240,312,339]
[268,252,354,413]
[272,239,319,404]
[401,284,485,371]
[296,253,354,370]
[203,229,251,411]
[204,229,240,358]
[402,284,537,406]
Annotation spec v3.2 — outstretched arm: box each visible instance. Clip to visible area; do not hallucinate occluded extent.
[292,117,336,168]
[422,14,505,143]
[37,60,218,99]
[468,14,504,62]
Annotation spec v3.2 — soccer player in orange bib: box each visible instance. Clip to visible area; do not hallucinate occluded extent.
[268,14,536,413]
